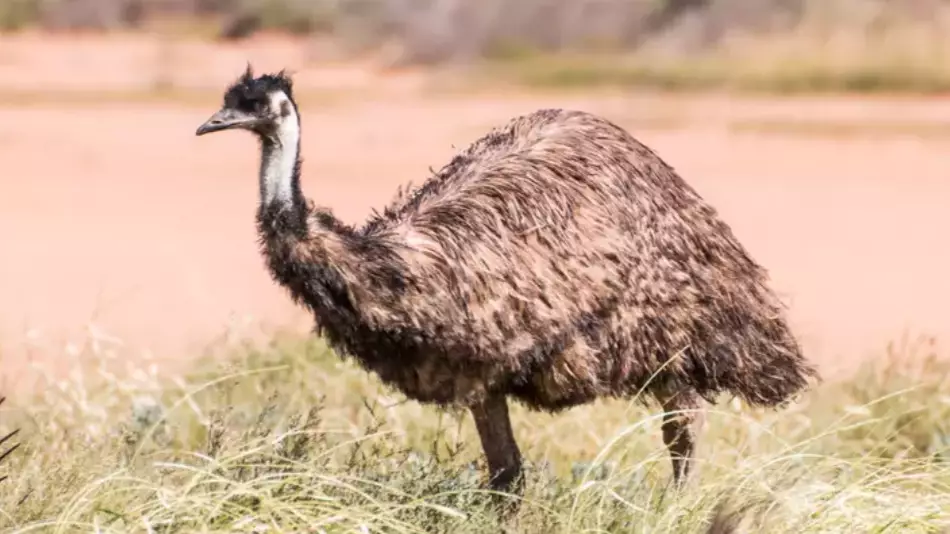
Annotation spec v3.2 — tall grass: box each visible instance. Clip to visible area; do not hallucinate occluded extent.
[1,333,949,532]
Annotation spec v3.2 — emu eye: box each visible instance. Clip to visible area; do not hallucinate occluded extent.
[235,97,261,114]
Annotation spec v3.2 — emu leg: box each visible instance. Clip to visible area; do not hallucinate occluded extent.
[470,394,524,495]
[657,389,705,486]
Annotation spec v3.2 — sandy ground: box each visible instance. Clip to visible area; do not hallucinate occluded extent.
[0,34,948,389]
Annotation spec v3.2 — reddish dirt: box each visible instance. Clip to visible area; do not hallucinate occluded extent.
[0,34,947,388]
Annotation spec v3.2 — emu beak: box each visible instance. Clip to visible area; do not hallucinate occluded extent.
[195,109,257,136]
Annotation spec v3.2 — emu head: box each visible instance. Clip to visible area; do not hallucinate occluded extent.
[196,64,297,139]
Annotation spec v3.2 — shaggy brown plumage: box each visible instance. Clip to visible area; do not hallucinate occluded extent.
[196,66,818,495]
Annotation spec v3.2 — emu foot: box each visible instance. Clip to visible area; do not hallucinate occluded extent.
[485,467,524,520]
[486,465,525,510]
[487,464,524,494]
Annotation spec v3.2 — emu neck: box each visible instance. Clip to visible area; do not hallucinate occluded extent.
[258,110,305,227]
[252,100,399,335]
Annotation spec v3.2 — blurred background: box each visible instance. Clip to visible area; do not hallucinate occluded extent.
[2,0,950,91]
[0,0,948,388]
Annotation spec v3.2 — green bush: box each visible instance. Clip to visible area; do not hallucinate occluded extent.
[0,0,41,31]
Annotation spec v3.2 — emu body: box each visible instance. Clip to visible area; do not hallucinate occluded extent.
[197,67,818,494]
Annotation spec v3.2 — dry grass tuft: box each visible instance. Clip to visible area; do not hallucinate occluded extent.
[0,331,948,532]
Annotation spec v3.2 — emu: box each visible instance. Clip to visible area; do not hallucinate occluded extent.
[195,66,818,495]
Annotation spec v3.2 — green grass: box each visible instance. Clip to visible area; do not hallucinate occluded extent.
[1,334,949,532]
[479,52,950,95]
[728,118,950,139]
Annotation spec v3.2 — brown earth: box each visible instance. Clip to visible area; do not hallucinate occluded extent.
[0,34,947,389]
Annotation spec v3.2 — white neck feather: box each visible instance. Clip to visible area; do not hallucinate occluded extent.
[260,91,300,210]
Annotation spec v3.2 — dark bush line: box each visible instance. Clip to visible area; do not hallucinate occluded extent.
[4,1,947,67]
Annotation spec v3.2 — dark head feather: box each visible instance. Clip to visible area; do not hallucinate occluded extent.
[222,64,295,114]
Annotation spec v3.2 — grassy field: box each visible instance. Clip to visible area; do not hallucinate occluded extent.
[1,334,948,533]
